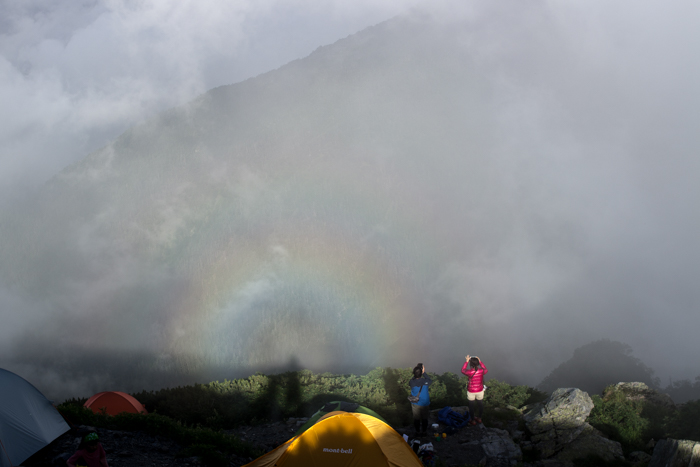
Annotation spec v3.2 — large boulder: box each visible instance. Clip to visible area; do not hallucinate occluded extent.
[649,438,700,467]
[553,423,624,463]
[480,428,522,464]
[606,382,675,408]
[523,388,594,457]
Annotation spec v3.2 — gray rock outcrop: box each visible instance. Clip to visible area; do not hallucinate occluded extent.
[480,427,523,463]
[553,423,624,463]
[607,382,675,408]
[628,450,652,463]
[649,438,700,467]
[523,388,594,457]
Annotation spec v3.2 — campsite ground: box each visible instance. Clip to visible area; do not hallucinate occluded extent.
[25,411,520,466]
[22,426,229,466]
[395,424,509,467]
[231,418,515,467]
[25,421,517,467]
[22,420,310,466]
[22,421,296,466]
[231,416,518,466]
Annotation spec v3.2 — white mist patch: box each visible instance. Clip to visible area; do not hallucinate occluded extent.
[56,144,118,184]
[434,243,581,328]
[270,244,290,259]
[2,362,110,402]
[0,288,50,344]
[231,165,270,213]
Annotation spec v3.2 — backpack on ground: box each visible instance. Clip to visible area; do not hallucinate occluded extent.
[437,406,470,429]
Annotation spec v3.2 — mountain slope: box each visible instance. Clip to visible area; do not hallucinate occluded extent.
[0,11,587,398]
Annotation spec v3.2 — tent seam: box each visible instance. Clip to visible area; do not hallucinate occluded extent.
[0,438,15,466]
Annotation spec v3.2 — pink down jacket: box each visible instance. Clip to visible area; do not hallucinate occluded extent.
[461,361,488,393]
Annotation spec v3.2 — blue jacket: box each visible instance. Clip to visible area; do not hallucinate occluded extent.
[409,374,432,406]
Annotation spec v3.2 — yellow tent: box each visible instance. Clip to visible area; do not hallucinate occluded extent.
[243,411,423,467]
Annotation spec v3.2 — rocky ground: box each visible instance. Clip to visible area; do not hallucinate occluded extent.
[22,426,248,467]
[22,411,527,467]
[395,423,522,467]
[21,382,675,466]
[232,413,524,467]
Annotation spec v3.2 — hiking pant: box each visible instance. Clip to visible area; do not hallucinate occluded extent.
[468,399,484,418]
[468,390,484,419]
[412,404,430,433]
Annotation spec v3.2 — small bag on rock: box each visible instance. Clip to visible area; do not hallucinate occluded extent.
[407,384,424,403]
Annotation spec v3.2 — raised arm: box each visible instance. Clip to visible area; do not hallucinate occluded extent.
[461,360,473,377]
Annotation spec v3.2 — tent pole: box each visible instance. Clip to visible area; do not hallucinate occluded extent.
[0,438,15,466]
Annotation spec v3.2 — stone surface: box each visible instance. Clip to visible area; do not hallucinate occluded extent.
[398,423,520,467]
[523,388,594,458]
[607,382,676,408]
[649,438,700,467]
[537,460,574,467]
[628,450,652,463]
[479,427,522,463]
[553,423,624,463]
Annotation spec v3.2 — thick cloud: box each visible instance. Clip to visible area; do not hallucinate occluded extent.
[2,0,700,400]
[0,0,425,199]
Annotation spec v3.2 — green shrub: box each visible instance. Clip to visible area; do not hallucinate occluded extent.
[482,406,522,427]
[666,400,700,442]
[588,390,649,452]
[130,367,471,429]
[523,387,549,406]
[61,368,551,436]
[56,404,261,459]
[482,379,539,409]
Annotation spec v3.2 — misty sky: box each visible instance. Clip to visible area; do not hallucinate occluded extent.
[0,0,426,198]
[2,0,700,399]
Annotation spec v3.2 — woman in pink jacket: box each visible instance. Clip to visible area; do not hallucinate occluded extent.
[461,355,488,425]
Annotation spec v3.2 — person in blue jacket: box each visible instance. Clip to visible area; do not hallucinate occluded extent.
[409,363,432,437]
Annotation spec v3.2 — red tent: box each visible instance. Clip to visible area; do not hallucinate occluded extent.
[84,391,148,416]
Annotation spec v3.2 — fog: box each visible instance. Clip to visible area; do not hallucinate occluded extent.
[1,0,700,402]
[0,0,423,198]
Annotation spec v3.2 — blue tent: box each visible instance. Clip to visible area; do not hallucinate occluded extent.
[0,369,70,467]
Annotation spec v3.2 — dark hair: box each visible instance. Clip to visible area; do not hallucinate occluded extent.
[413,365,423,379]
[469,357,481,370]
